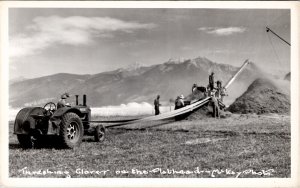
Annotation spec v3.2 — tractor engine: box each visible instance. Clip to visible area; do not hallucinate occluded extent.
[74,94,91,130]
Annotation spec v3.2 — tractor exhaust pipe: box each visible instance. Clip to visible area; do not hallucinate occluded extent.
[83,94,87,106]
[75,95,79,105]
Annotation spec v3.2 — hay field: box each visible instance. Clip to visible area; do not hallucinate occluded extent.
[9,113,290,178]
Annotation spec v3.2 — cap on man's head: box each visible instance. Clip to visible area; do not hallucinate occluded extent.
[61,92,70,99]
[179,94,184,99]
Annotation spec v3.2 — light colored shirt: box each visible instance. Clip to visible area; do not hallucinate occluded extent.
[57,98,66,108]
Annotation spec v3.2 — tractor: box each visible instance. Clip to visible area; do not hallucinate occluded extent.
[14,94,105,149]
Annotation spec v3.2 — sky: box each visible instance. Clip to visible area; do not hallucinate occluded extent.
[9,8,291,79]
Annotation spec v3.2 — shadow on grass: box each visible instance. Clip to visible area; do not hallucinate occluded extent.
[82,136,104,142]
[142,119,175,129]
[9,143,22,149]
[111,119,175,130]
[9,143,58,150]
[9,135,104,150]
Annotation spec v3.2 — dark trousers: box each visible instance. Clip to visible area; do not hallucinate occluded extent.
[155,106,160,115]
[212,103,220,118]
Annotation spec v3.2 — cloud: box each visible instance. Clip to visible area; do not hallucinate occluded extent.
[119,39,148,47]
[91,102,154,116]
[91,102,172,116]
[10,16,157,58]
[198,27,246,36]
[181,46,193,51]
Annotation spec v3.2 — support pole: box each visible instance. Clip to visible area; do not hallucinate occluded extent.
[266,27,291,46]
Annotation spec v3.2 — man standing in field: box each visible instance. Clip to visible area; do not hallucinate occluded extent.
[154,95,161,115]
[57,93,70,109]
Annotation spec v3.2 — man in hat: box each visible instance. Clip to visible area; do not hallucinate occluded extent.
[57,92,70,109]
[154,95,161,115]
[192,83,198,93]
[175,94,185,110]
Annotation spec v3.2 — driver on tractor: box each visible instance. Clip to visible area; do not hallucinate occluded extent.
[57,93,70,109]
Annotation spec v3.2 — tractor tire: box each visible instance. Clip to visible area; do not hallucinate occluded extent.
[59,112,83,148]
[94,124,106,142]
[17,134,33,149]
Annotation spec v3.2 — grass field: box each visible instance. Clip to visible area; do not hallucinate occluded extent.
[9,113,290,178]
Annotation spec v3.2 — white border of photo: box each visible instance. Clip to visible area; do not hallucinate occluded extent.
[0,1,299,187]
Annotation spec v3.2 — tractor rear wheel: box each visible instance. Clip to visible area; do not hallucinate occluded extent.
[17,135,33,149]
[59,112,83,148]
[94,124,106,142]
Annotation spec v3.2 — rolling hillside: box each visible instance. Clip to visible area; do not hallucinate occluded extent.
[9,57,264,108]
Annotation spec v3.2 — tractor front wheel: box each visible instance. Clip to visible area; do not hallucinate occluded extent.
[94,124,106,142]
[59,112,83,148]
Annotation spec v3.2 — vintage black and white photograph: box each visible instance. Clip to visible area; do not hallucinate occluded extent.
[2,1,298,186]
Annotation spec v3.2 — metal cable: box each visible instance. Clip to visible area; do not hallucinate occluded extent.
[266,32,284,69]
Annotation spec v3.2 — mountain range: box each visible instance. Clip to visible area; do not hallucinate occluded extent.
[9,57,271,108]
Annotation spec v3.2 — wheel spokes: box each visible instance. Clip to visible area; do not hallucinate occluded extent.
[99,130,104,137]
[67,123,77,140]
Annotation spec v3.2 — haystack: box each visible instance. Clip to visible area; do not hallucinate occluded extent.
[228,78,290,114]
